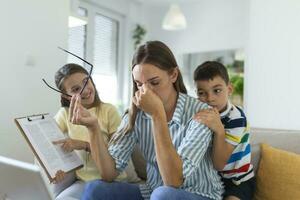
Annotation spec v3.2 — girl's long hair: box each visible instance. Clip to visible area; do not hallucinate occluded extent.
[111,41,187,143]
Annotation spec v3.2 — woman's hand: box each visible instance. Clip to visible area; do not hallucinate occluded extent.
[69,94,98,130]
[51,170,66,184]
[193,108,224,135]
[132,84,164,116]
[52,138,88,152]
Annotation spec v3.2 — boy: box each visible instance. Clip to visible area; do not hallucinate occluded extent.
[193,61,255,200]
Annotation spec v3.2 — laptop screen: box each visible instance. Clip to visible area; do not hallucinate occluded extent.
[0,156,52,200]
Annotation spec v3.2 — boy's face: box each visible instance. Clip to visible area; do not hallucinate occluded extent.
[195,76,233,113]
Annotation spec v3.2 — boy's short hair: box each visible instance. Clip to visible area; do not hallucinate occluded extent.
[193,61,229,84]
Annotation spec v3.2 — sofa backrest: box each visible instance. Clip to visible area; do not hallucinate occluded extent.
[250,128,300,172]
[132,128,300,179]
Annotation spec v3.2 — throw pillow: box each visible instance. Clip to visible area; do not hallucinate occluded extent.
[254,143,300,200]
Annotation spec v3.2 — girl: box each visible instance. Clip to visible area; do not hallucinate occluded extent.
[52,64,137,199]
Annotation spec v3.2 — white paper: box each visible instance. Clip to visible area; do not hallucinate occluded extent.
[16,114,83,179]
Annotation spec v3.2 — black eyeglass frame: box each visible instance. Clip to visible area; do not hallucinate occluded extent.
[42,47,93,98]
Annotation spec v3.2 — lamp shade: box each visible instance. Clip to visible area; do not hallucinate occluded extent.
[162,4,187,31]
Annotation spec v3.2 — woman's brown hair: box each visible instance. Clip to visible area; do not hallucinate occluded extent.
[118,41,187,138]
[55,63,101,107]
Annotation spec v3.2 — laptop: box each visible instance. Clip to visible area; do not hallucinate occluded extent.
[0,155,53,200]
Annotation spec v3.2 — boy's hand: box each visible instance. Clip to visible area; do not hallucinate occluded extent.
[194,108,224,135]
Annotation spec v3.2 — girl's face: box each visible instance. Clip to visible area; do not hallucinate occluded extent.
[132,63,178,109]
[62,72,96,108]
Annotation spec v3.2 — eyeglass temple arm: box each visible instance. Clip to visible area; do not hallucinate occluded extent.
[58,47,93,70]
[42,79,72,97]
[57,47,93,95]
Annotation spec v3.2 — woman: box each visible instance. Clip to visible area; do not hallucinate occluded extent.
[52,64,136,199]
[70,41,224,200]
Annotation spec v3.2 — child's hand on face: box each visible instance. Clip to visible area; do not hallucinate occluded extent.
[132,83,164,116]
[69,94,98,130]
[193,108,224,135]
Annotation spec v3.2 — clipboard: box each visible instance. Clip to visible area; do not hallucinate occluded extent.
[14,113,84,182]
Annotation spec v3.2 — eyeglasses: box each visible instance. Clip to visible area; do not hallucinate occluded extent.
[42,47,93,98]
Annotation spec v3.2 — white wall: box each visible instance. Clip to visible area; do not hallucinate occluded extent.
[141,0,300,131]
[142,0,249,55]
[140,0,249,99]
[245,0,300,130]
[0,0,69,162]
[0,0,142,163]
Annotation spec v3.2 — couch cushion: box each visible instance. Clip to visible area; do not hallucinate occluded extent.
[254,143,300,200]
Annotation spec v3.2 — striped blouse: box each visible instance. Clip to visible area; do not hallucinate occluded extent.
[108,93,223,200]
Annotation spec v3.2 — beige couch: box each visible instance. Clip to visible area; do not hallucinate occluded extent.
[48,128,300,199]
[250,128,300,172]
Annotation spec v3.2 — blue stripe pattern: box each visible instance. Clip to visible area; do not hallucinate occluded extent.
[224,118,247,129]
[108,93,223,200]
[227,144,251,164]
[222,118,246,129]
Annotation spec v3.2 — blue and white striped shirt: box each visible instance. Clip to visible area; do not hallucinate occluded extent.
[108,93,224,200]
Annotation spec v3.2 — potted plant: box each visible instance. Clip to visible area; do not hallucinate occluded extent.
[132,24,147,49]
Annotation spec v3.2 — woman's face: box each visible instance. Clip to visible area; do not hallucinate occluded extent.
[62,72,96,108]
[132,63,178,108]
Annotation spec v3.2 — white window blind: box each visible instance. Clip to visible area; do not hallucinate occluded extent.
[67,8,87,66]
[67,5,121,106]
[92,13,119,105]
[93,14,118,75]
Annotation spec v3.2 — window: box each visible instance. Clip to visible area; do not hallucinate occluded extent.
[93,14,118,75]
[92,13,119,105]
[67,4,122,107]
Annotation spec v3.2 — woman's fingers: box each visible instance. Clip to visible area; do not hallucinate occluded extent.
[133,90,141,107]
[132,96,137,106]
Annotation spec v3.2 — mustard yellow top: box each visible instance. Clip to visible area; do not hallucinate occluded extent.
[55,103,127,181]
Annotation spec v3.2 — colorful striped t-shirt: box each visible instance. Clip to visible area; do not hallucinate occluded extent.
[219,101,254,185]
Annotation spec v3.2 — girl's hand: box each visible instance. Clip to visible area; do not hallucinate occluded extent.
[132,84,164,116]
[69,94,98,130]
[52,138,87,152]
[193,108,224,135]
[51,170,66,184]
